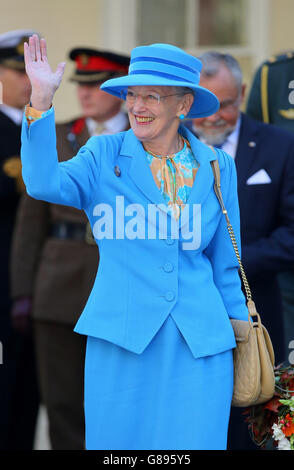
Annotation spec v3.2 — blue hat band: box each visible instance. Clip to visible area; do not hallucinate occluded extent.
[131,56,198,74]
[129,69,196,84]
[129,58,199,85]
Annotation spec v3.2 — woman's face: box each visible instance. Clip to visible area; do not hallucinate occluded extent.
[125,85,191,147]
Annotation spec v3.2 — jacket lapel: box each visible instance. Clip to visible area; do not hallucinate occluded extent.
[120,129,168,209]
[235,113,259,187]
[119,126,216,221]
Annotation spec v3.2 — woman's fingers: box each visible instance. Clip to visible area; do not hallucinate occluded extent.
[28,35,36,61]
[23,42,31,66]
[27,34,44,62]
[24,35,64,100]
[54,62,66,84]
[34,34,41,61]
[40,38,47,62]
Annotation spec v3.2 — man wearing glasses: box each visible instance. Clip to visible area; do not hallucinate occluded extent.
[186,51,294,450]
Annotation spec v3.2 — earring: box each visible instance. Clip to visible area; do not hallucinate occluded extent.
[178,114,185,120]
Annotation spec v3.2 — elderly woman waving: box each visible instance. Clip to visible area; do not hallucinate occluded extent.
[21,35,248,450]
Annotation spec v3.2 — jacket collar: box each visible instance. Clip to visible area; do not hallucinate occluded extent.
[119,125,216,224]
[235,113,259,186]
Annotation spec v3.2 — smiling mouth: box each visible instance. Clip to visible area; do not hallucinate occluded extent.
[135,115,155,123]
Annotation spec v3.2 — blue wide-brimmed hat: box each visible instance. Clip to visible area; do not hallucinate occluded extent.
[100,43,219,118]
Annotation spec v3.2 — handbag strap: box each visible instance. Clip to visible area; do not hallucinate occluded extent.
[210,155,258,318]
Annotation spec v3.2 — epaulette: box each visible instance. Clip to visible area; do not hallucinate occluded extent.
[264,51,294,66]
[260,51,294,124]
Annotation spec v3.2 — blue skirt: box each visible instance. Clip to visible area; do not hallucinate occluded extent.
[84,316,233,450]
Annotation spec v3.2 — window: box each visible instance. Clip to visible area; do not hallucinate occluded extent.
[136,0,187,47]
[136,0,247,49]
[198,0,246,47]
[99,0,270,72]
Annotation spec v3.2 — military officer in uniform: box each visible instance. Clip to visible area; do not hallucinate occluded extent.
[0,29,40,450]
[247,52,294,364]
[10,47,130,449]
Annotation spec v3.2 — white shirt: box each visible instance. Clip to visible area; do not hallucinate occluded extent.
[86,111,129,137]
[221,116,241,160]
[0,103,23,126]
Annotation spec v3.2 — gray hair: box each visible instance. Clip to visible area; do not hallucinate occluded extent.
[176,86,194,94]
[198,51,243,94]
[172,85,194,97]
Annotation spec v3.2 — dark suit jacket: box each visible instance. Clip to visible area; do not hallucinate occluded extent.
[235,113,294,364]
[227,112,294,450]
[186,113,294,364]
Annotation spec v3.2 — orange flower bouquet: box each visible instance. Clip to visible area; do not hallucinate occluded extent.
[244,363,294,450]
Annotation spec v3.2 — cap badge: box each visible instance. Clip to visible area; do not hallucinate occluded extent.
[79,54,89,66]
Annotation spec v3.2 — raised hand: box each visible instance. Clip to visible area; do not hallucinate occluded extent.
[24,34,66,110]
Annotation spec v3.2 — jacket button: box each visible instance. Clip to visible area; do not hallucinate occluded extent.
[165,238,175,245]
[165,291,175,302]
[163,262,174,273]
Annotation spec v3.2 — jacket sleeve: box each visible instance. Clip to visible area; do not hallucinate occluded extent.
[21,107,100,210]
[204,150,248,321]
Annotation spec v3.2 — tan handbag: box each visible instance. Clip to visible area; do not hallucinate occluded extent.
[210,158,275,407]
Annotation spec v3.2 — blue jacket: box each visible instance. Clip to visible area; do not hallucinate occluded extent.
[21,108,248,359]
